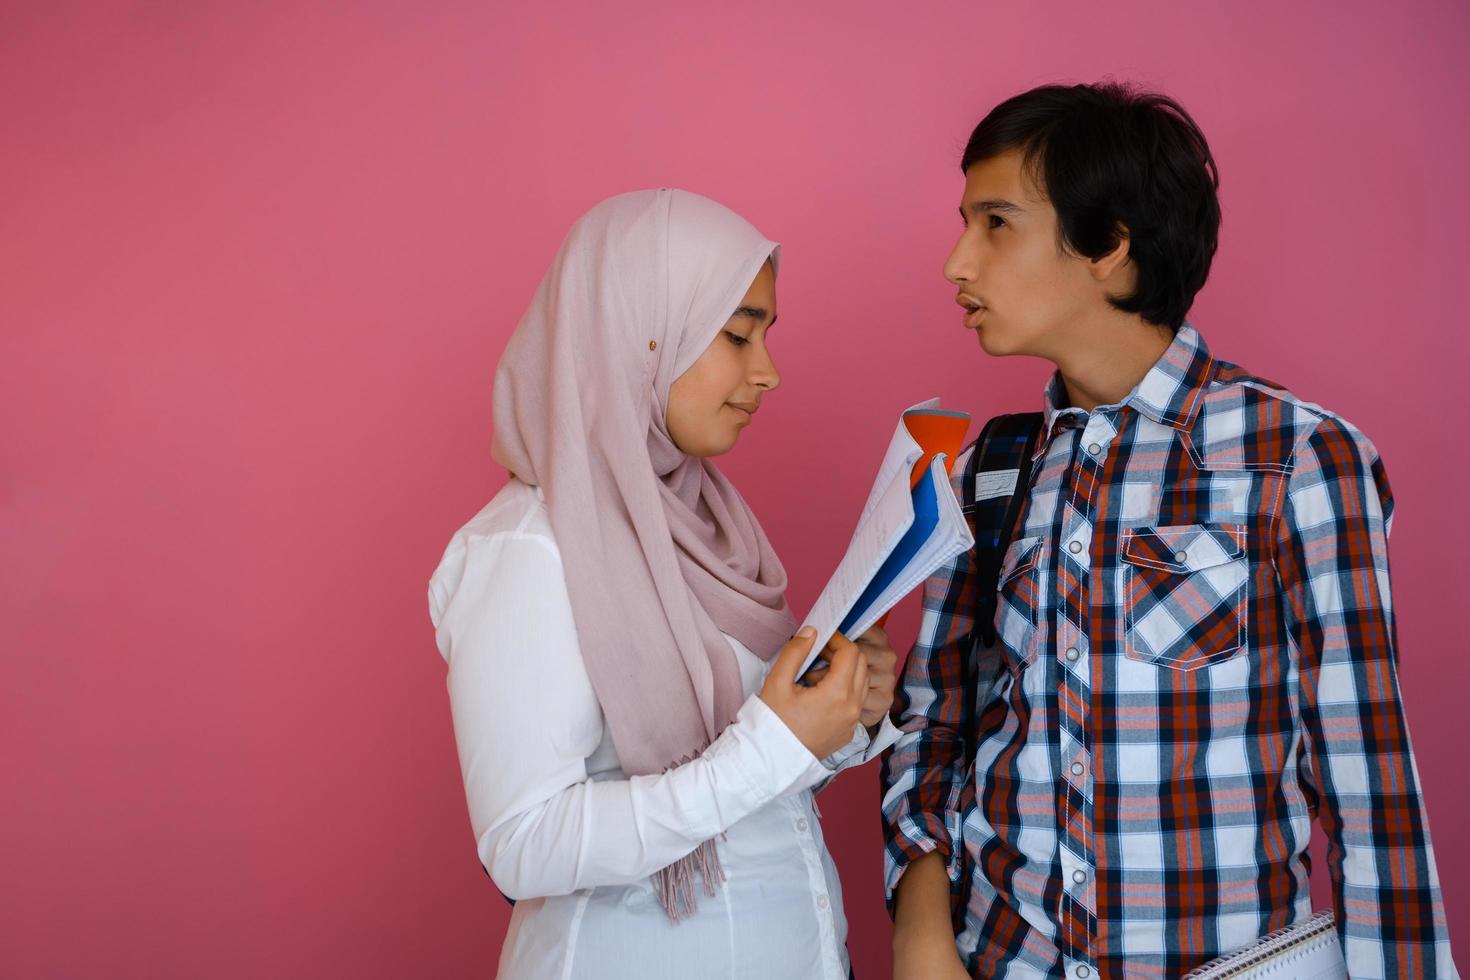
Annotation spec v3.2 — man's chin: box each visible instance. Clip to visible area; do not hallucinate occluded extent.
[977,329,1013,357]
[977,324,1041,359]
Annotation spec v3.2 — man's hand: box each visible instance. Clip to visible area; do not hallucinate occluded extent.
[853,625,898,731]
[804,625,898,732]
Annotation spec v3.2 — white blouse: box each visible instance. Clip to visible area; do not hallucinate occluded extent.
[428,479,902,980]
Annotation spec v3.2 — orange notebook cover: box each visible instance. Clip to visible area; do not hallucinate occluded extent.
[902,409,970,489]
[873,408,970,629]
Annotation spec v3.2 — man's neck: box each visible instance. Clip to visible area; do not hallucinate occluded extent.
[1047,312,1175,413]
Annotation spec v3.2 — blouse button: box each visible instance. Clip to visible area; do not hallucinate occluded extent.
[795,818,809,833]
[816,894,830,910]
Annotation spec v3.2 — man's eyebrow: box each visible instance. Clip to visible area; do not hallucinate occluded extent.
[961,199,1026,218]
[730,305,776,326]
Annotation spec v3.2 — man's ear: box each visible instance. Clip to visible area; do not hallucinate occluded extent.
[1089,224,1132,283]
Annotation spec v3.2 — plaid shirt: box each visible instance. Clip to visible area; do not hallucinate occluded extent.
[880,325,1456,979]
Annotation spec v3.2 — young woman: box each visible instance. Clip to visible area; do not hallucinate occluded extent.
[428,188,902,979]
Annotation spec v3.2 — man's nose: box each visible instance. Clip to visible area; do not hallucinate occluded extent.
[943,237,977,285]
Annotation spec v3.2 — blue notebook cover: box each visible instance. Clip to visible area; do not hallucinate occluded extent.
[837,464,941,637]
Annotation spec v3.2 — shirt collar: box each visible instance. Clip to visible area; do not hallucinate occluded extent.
[1042,321,1216,437]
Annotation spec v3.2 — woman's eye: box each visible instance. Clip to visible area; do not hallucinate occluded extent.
[725,331,750,347]
[988,214,1007,229]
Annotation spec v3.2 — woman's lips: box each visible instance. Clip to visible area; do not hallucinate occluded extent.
[727,403,756,423]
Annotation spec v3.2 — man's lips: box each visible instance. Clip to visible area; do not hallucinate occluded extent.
[957,294,988,329]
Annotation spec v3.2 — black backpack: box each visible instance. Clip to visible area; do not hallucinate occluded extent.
[952,411,1044,926]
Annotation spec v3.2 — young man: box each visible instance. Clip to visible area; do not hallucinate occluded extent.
[880,82,1456,979]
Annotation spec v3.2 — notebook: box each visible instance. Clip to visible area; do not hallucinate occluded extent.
[798,399,973,676]
[1184,911,1345,979]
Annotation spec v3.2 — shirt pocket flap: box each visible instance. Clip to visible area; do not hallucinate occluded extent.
[1122,523,1246,573]
[998,535,1044,589]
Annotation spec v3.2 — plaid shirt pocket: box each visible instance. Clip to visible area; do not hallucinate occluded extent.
[1121,522,1249,670]
[996,535,1044,670]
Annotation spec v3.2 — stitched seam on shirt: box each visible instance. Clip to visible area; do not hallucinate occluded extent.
[512,490,542,534]
[559,892,591,980]
[461,529,564,568]
[1271,416,1334,793]
[1237,380,1331,431]
[1181,428,1293,475]
[1267,416,1325,590]
[725,853,737,980]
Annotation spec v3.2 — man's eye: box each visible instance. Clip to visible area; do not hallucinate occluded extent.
[725,331,750,347]
[988,214,1007,229]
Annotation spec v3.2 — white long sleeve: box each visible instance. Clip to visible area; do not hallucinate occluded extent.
[429,524,832,901]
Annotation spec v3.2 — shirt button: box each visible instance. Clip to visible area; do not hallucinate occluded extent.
[1087,442,1101,455]
[1072,869,1087,884]
[816,894,830,910]
[1065,647,1080,662]
[1174,550,1188,563]
[1076,967,1092,979]
[795,818,809,832]
[1071,762,1085,776]
[1068,540,1084,554]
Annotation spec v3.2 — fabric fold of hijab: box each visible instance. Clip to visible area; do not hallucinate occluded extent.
[491,188,798,919]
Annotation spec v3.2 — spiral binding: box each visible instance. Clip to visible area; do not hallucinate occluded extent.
[1183,911,1338,979]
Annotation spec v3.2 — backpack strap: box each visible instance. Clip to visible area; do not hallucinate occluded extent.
[959,412,1044,761]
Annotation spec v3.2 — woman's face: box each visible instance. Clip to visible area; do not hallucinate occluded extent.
[666,260,780,457]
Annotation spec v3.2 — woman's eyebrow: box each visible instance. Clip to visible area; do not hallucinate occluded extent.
[730,305,775,326]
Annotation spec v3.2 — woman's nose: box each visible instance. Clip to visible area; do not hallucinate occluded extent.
[751,345,780,392]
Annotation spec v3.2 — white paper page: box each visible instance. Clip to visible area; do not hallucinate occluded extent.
[837,451,973,642]
[854,397,937,521]
[796,400,934,675]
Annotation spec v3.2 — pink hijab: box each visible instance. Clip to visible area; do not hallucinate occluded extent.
[490,189,798,917]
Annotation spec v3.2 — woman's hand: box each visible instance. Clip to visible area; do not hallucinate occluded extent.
[804,625,899,732]
[758,627,869,759]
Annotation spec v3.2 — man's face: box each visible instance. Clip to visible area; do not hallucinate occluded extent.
[943,149,1106,361]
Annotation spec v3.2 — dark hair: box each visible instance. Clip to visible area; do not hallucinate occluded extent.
[962,81,1220,331]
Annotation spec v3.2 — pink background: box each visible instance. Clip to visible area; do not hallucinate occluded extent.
[4,2,1467,976]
